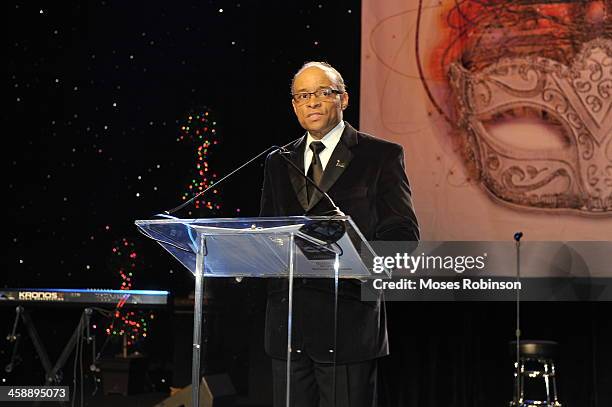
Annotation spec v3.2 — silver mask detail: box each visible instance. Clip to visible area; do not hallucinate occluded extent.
[449,38,612,215]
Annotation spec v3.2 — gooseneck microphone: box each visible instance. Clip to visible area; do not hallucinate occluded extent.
[160,143,343,218]
[276,147,344,217]
[161,144,286,216]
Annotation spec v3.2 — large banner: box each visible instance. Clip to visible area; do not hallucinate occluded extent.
[361,0,612,240]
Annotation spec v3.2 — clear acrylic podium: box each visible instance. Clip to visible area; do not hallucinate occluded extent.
[135,216,389,407]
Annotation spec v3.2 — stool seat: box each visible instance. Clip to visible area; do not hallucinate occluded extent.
[509,340,558,359]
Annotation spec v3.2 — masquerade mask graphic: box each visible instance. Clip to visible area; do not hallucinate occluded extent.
[449,38,612,215]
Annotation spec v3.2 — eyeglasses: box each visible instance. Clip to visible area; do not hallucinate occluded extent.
[291,87,343,105]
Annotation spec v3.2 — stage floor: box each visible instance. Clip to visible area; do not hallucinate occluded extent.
[0,392,269,407]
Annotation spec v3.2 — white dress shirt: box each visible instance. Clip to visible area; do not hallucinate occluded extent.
[304,120,345,174]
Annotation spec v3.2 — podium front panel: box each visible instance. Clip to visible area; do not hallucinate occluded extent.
[135,216,390,279]
[135,215,390,407]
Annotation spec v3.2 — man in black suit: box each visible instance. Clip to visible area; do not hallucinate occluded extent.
[259,61,419,407]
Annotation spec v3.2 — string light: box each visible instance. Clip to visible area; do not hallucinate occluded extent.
[177,107,222,212]
[105,238,153,348]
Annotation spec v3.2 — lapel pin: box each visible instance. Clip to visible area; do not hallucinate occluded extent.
[336,160,345,168]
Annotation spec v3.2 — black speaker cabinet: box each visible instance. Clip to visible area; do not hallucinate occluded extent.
[99,354,149,396]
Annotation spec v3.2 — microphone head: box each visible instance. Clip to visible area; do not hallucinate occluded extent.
[513,232,523,242]
[299,219,346,244]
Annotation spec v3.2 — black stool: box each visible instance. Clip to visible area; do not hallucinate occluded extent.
[509,340,561,407]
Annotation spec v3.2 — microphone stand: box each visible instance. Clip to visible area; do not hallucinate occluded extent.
[514,231,523,407]
[162,144,283,216]
[276,149,343,216]
[160,144,343,217]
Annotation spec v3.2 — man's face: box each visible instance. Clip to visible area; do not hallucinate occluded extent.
[292,67,349,139]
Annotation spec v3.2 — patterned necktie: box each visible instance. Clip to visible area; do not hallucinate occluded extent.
[307,141,326,202]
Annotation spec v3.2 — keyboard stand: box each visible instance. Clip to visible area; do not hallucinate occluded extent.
[5,306,97,385]
[6,306,53,378]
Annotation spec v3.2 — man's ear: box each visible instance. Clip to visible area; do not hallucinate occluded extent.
[292,99,298,115]
[341,92,349,110]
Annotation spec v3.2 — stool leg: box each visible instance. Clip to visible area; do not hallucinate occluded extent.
[543,361,551,405]
[519,360,525,406]
[551,362,560,406]
[513,361,518,406]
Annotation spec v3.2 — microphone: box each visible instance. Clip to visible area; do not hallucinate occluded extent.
[274,147,345,244]
[161,143,291,216]
[158,141,345,246]
[156,140,346,247]
[513,232,523,242]
[276,147,344,217]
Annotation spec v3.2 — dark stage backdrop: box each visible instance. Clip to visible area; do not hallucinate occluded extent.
[6,0,361,290]
[4,1,611,406]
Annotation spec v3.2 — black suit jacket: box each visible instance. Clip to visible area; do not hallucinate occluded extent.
[259,122,419,363]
